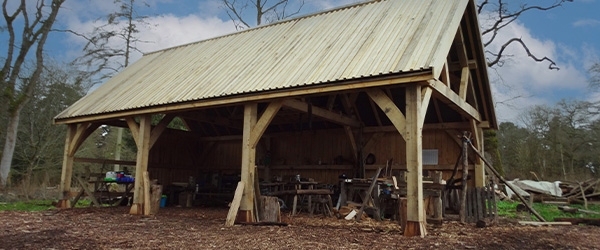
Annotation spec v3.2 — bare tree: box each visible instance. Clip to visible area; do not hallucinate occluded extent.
[478,0,572,70]
[67,0,153,84]
[0,0,66,187]
[13,63,87,199]
[221,0,304,30]
[64,0,154,172]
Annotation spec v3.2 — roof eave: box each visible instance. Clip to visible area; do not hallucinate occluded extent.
[54,70,434,125]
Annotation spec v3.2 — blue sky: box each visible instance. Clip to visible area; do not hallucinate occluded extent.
[5,0,600,124]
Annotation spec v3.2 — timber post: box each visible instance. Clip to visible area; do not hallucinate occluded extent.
[58,124,77,208]
[403,84,426,237]
[129,115,152,215]
[460,131,470,223]
[58,123,99,208]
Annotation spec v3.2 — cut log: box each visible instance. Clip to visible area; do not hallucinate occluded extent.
[143,171,151,216]
[150,183,163,215]
[259,196,280,223]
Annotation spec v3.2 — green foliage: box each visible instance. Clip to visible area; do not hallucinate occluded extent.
[484,129,505,177]
[496,201,600,221]
[498,99,600,181]
[0,200,55,211]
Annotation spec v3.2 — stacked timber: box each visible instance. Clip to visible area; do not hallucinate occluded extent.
[560,179,600,204]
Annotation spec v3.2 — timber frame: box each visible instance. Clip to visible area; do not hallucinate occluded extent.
[55,0,496,237]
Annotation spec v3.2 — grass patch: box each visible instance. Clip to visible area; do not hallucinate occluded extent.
[0,200,56,212]
[497,200,600,221]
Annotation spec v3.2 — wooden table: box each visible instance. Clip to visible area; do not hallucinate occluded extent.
[72,177,134,207]
[290,181,316,215]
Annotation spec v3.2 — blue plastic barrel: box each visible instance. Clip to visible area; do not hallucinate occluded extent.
[160,195,167,208]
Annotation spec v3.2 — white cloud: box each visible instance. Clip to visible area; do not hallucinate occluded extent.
[482,17,590,123]
[305,0,366,11]
[573,19,600,27]
[64,12,236,67]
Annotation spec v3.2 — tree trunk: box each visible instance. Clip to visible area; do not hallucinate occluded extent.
[0,111,21,186]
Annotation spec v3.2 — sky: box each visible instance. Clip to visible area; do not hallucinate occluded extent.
[4,0,600,125]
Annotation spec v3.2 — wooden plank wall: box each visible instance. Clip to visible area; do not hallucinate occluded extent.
[148,129,478,187]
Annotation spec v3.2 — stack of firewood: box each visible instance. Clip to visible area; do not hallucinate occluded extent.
[560,179,600,204]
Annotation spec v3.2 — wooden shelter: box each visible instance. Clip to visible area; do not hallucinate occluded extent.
[54,0,496,237]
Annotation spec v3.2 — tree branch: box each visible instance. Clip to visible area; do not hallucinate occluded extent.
[479,0,572,69]
[486,38,559,70]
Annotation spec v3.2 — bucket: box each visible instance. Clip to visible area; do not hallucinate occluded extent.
[160,195,167,208]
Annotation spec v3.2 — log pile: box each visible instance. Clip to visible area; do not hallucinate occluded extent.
[560,179,600,204]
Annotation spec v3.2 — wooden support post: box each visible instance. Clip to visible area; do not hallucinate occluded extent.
[460,132,469,223]
[240,104,258,221]
[130,115,152,215]
[404,85,426,237]
[58,123,99,208]
[472,121,485,187]
[58,124,77,208]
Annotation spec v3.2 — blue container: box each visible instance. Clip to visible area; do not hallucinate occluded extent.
[160,195,167,208]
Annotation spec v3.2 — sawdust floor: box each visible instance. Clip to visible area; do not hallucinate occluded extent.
[1,206,599,249]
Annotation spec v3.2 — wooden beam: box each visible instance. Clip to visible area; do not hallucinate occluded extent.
[472,120,485,187]
[454,26,469,67]
[459,67,470,100]
[344,126,359,162]
[368,97,383,126]
[240,104,257,220]
[283,99,361,127]
[365,88,406,140]
[404,84,426,237]
[326,94,337,111]
[68,122,100,156]
[249,100,282,148]
[149,114,176,149]
[130,115,152,215]
[362,132,384,155]
[126,117,140,147]
[440,61,450,85]
[428,79,481,122]
[449,60,478,71]
[420,87,432,126]
[433,99,444,124]
[74,157,136,166]
[58,124,77,208]
[55,72,433,125]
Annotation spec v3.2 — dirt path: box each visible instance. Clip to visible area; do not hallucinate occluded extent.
[1,206,598,249]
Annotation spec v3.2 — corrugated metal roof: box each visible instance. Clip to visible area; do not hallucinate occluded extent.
[55,0,469,121]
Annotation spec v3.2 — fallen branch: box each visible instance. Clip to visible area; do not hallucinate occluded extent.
[554,218,600,227]
[558,206,600,215]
